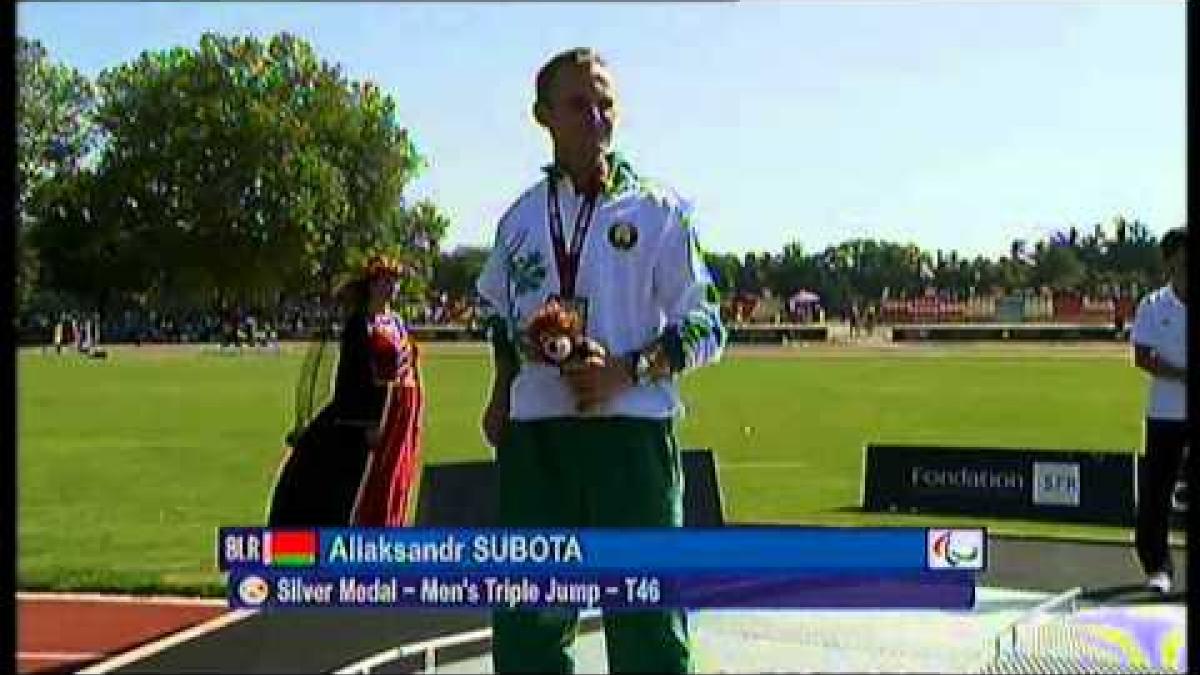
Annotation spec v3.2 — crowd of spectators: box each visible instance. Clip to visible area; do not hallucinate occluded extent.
[16,294,487,347]
[17,285,1144,347]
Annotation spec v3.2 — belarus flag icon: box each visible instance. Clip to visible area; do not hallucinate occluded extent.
[265,530,318,567]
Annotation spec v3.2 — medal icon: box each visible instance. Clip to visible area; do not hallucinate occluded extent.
[608,221,638,250]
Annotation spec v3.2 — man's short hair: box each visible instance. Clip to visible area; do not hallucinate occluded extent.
[535,48,608,106]
[1160,227,1187,260]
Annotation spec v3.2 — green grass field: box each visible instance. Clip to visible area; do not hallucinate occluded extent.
[17,341,1149,595]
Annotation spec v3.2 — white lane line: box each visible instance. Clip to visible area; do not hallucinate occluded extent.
[76,609,256,674]
[334,628,494,674]
[17,591,227,607]
[334,609,603,674]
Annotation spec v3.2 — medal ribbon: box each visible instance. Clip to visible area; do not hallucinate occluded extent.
[546,179,598,300]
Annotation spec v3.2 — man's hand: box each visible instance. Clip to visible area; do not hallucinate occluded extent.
[1134,344,1188,382]
[482,388,510,449]
[561,342,633,412]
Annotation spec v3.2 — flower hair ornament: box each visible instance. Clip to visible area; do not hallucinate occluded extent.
[364,253,404,281]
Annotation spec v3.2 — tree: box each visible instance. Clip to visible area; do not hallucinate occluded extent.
[16,37,97,308]
[703,252,742,295]
[1105,217,1161,290]
[433,246,490,300]
[27,170,156,312]
[89,32,426,309]
[737,252,770,293]
[1032,243,1085,290]
[392,199,452,301]
[764,242,821,298]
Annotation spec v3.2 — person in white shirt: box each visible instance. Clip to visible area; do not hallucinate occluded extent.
[1130,226,1188,594]
[476,47,725,674]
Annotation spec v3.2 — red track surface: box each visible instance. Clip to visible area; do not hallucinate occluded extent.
[17,596,226,674]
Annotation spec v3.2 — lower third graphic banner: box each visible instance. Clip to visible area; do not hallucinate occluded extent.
[228,571,974,610]
[220,527,984,610]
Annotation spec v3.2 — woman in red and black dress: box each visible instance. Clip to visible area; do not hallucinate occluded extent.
[268,255,424,527]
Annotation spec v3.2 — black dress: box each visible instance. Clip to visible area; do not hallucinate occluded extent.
[267,311,387,526]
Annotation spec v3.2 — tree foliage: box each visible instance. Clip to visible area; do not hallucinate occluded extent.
[432,245,490,303]
[17,36,1175,318]
[414,215,1171,312]
[28,32,429,311]
[16,37,97,307]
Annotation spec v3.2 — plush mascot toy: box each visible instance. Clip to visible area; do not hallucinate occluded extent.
[524,298,606,368]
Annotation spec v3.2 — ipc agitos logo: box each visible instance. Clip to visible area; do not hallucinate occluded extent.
[926,529,985,569]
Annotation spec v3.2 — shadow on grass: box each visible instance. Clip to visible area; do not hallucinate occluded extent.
[1080,584,1187,605]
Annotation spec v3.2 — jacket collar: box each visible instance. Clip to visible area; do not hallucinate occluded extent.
[542,151,636,199]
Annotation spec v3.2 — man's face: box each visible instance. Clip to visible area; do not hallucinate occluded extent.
[539,62,619,167]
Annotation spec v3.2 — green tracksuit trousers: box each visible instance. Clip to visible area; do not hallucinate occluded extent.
[491,416,692,674]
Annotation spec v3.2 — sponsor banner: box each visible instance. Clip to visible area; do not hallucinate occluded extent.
[1033,462,1081,506]
[890,326,1121,341]
[996,296,1026,323]
[862,445,1136,525]
[728,326,828,344]
[395,326,831,345]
